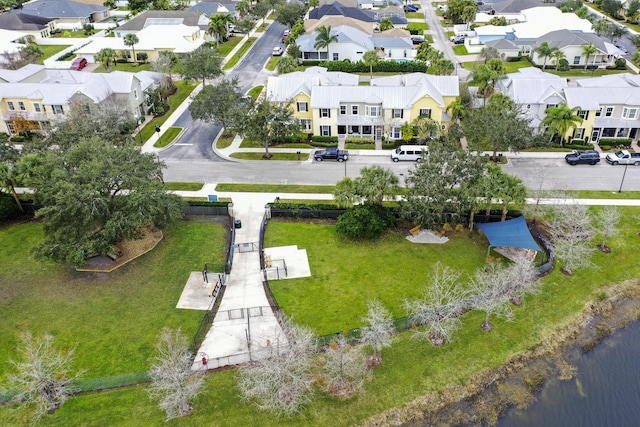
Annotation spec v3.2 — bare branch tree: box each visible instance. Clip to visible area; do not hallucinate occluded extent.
[545,201,596,275]
[469,261,515,332]
[595,205,621,252]
[359,300,395,367]
[4,330,82,425]
[237,318,316,415]
[318,336,370,399]
[403,263,469,346]
[147,328,204,420]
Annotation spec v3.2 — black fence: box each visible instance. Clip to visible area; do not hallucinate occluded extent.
[184,205,229,216]
[270,208,346,220]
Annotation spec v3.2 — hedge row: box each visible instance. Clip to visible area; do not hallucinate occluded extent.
[320,60,427,73]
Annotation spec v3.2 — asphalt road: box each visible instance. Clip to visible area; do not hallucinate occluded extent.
[162,156,640,192]
[159,21,286,162]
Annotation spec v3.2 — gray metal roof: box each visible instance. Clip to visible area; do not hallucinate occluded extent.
[575,73,640,88]
[564,87,640,110]
[527,29,607,53]
[372,36,412,49]
[20,0,107,19]
[0,64,45,83]
[370,73,459,98]
[266,68,359,102]
[499,67,567,104]
[310,85,443,108]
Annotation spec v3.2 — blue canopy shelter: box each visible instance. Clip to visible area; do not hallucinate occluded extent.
[476,216,541,256]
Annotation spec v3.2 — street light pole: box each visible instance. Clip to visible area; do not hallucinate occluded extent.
[618,163,629,193]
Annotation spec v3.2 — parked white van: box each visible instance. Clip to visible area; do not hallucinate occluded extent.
[391,145,428,162]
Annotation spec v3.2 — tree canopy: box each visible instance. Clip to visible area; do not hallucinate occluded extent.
[177,46,223,86]
[189,77,245,131]
[26,137,183,266]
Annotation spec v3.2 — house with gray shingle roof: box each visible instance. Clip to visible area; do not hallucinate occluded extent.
[0,13,56,38]
[309,3,407,25]
[114,10,210,39]
[297,25,414,61]
[18,0,110,30]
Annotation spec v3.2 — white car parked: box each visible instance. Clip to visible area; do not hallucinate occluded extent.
[272,46,284,56]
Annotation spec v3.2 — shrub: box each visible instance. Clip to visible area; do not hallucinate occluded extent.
[345,137,374,144]
[558,58,570,71]
[312,135,338,144]
[599,138,631,145]
[0,193,18,220]
[320,60,427,73]
[301,60,322,66]
[336,203,397,240]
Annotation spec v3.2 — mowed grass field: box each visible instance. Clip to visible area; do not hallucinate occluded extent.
[0,220,228,379]
[2,206,640,426]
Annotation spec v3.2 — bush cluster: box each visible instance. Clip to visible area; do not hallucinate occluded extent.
[312,135,338,144]
[320,60,427,73]
[0,193,18,221]
[336,204,397,240]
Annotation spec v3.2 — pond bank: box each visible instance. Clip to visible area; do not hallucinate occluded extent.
[362,279,640,426]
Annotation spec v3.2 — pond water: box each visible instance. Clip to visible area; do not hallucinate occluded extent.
[497,321,640,427]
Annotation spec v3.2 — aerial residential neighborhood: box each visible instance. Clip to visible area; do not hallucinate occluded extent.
[1,0,640,425]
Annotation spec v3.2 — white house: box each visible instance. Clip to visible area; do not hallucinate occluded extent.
[297,25,414,62]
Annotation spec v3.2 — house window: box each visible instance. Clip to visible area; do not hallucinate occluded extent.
[366,106,379,117]
[574,127,585,139]
[391,127,402,139]
[363,125,372,135]
[134,89,138,100]
[299,118,312,131]
[297,102,308,112]
[546,104,558,110]
[623,107,638,119]
[573,56,580,65]
[392,109,403,118]
[577,110,589,120]
[333,53,339,61]
[352,105,359,115]
[339,105,346,115]
[18,101,26,111]
[320,125,331,136]
[595,107,602,116]
[52,105,64,115]
[605,107,614,117]
[7,101,15,111]
[419,108,431,118]
[320,108,330,118]
[33,103,41,112]
[348,125,360,134]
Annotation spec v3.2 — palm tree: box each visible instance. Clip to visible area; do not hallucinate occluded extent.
[432,59,454,75]
[123,33,139,63]
[446,97,466,121]
[276,55,297,74]
[497,173,527,221]
[542,103,583,146]
[582,43,598,71]
[461,5,477,29]
[533,42,554,71]
[592,18,609,36]
[208,13,234,46]
[0,162,24,213]
[96,47,117,71]
[313,26,338,60]
[309,0,319,8]
[379,18,393,31]
[479,46,500,63]
[550,49,566,71]
[236,0,250,17]
[362,50,379,78]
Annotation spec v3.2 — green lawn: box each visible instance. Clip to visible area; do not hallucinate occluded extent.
[452,45,470,55]
[246,85,263,99]
[37,45,69,64]
[94,62,153,73]
[165,182,204,191]
[223,37,257,70]
[153,127,182,148]
[216,131,236,149]
[406,22,429,32]
[0,220,228,379]
[230,152,309,161]
[406,12,425,19]
[138,81,197,144]
[2,207,640,426]
[256,23,269,32]
[216,37,244,57]
[266,56,280,71]
[215,183,335,193]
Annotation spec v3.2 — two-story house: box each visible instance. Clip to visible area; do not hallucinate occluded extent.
[565,74,640,143]
[0,65,162,135]
[497,67,568,130]
[266,68,458,140]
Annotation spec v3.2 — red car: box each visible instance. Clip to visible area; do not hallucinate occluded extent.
[71,57,87,70]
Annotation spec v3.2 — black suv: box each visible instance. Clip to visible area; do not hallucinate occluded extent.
[565,150,601,165]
